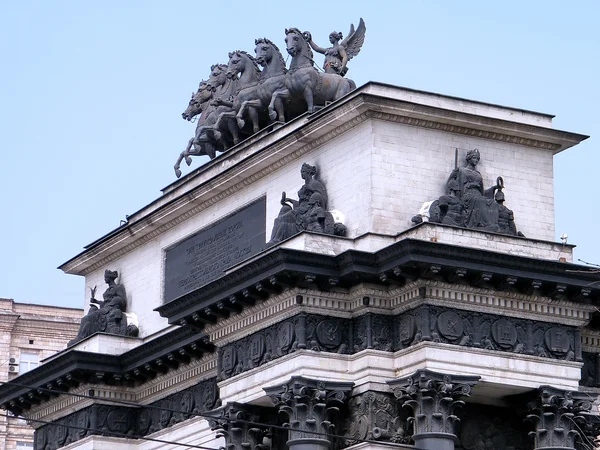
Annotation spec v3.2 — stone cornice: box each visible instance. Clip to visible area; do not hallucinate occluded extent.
[156,239,600,327]
[0,326,214,415]
[58,83,587,276]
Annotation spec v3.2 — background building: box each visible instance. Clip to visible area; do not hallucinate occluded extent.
[0,298,81,450]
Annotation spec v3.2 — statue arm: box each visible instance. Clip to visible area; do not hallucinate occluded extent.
[307,38,327,55]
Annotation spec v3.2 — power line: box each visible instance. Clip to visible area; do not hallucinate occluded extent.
[2,413,217,450]
[0,379,410,449]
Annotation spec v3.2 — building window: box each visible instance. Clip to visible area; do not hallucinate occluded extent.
[19,352,39,374]
[16,442,34,449]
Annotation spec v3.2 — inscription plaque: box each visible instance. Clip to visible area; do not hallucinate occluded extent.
[164,197,266,303]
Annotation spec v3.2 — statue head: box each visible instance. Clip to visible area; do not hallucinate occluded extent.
[466,148,481,165]
[495,189,505,203]
[104,269,118,283]
[300,163,317,180]
[329,31,343,44]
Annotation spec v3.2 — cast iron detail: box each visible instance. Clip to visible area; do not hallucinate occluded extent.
[264,376,353,450]
[267,163,346,245]
[33,378,219,450]
[412,149,524,237]
[218,314,351,381]
[524,386,595,450]
[342,391,410,446]
[174,21,365,176]
[388,370,479,442]
[69,270,139,346]
[395,305,581,361]
[209,402,275,450]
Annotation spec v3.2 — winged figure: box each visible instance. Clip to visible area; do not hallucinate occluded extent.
[304,18,366,76]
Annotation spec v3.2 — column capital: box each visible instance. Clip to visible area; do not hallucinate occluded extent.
[526,386,596,450]
[209,402,273,450]
[264,376,353,450]
[388,369,479,450]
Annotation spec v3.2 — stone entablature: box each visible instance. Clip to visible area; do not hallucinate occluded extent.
[280,224,575,262]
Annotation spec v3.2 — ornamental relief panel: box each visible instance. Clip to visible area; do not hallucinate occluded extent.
[34,378,219,450]
[394,305,581,361]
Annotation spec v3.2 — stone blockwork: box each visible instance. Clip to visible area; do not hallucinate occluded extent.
[0,299,82,450]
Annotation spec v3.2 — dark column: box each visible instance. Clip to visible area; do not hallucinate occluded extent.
[525,386,596,450]
[209,402,273,450]
[264,376,353,450]
[388,369,479,450]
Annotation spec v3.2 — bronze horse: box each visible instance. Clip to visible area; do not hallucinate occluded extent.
[235,38,287,128]
[268,28,355,119]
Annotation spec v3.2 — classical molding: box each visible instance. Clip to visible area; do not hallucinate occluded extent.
[0,326,214,416]
[156,239,600,328]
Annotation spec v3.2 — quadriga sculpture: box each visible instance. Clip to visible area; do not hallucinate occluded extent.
[175,20,366,177]
[304,18,366,76]
[267,28,356,119]
[210,51,263,139]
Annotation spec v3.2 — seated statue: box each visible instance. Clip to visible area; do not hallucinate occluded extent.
[68,270,139,347]
[412,149,523,237]
[267,163,346,246]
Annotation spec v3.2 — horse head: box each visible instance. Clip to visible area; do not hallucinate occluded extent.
[226,50,260,80]
[182,84,211,121]
[255,38,285,68]
[209,63,229,88]
[285,28,312,61]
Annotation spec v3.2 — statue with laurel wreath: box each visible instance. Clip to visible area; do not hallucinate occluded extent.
[304,18,366,76]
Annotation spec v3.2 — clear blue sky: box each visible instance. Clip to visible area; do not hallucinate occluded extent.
[0,1,598,308]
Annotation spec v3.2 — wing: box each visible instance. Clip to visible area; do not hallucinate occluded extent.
[342,18,366,61]
[340,23,355,48]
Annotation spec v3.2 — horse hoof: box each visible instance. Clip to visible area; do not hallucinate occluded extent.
[237,118,245,129]
[185,156,192,166]
[214,130,222,140]
[269,110,277,121]
[175,168,182,178]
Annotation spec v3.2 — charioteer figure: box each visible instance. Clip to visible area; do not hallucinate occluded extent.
[304,18,366,76]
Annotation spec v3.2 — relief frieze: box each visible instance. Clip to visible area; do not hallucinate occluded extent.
[395,305,582,361]
[34,378,219,450]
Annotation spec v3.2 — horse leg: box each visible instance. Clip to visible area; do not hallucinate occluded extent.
[174,138,194,178]
[213,111,237,141]
[227,118,241,145]
[274,98,285,123]
[303,86,314,113]
[248,107,260,134]
[237,99,262,129]
[269,89,290,121]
